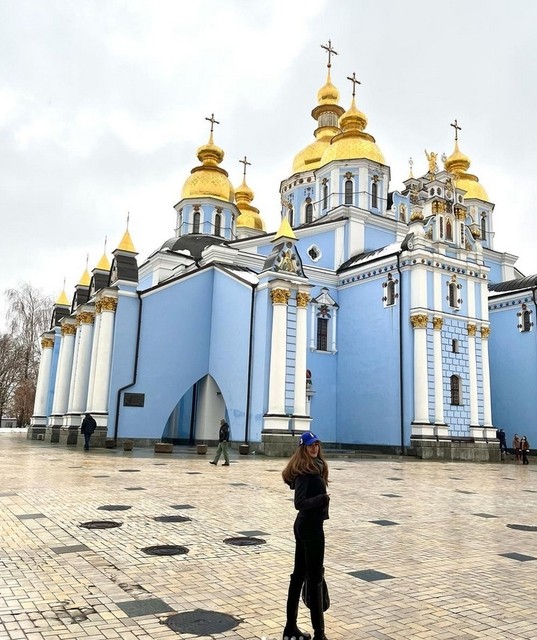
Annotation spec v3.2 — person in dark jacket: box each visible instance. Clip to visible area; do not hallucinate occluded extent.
[521,435,530,465]
[209,419,230,466]
[80,413,97,451]
[281,431,330,640]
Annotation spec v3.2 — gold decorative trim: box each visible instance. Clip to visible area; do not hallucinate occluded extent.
[455,207,466,221]
[467,323,477,337]
[432,316,443,330]
[410,208,424,222]
[271,288,291,305]
[410,313,428,329]
[481,326,491,339]
[96,296,118,313]
[296,292,311,308]
[41,337,54,349]
[77,311,95,325]
[61,324,77,336]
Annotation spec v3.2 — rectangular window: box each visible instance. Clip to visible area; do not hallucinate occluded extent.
[316,318,328,351]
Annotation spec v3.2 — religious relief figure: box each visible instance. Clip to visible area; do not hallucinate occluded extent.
[424,149,438,174]
[278,249,298,273]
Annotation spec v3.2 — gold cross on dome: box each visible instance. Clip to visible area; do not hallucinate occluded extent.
[205,113,220,134]
[321,39,338,68]
[450,118,462,141]
[346,72,361,99]
[239,156,251,179]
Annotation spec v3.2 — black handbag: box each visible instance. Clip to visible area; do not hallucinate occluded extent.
[301,576,330,612]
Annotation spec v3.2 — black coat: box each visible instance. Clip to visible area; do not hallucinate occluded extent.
[293,472,330,523]
[81,415,97,434]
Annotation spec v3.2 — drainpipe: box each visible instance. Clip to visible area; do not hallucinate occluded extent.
[397,251,406,455]
[244,283,258,444]
[188,383,198,445]
[113,293,143,443]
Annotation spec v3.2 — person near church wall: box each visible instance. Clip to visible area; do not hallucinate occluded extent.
[496,428,507,457]
[512,433,521,463]
[521,435,530,465]
[281,431,330,640]
[209,418,230,466]
[80,413,97,451]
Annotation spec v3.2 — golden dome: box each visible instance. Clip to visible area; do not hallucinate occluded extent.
[320,97,385,165]
[55,289,70,306]
[116,229,137,253]
[95,252,110,271]
[235,179,265,231]
[317,68,340,105]
[445,141,489,202]
[78,268,91,287]
[181,132,234,202]
[293,132,336,173]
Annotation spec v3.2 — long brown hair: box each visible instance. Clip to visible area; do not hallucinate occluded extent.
[282,442,329,485]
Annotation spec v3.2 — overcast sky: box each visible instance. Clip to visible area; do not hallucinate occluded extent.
[2,0,537,330]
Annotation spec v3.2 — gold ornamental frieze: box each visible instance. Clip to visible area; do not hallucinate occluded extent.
[96,296,118,313]
[432,316,443,331]
[481,326,491,339]
[296,292,311,308]
[41,337,54,349]
[271,288,291,305]
[77,311,95,325]
[467,323,477,337]
[455,207,466,221]
[410,313,428,329]
[61,323,77,336]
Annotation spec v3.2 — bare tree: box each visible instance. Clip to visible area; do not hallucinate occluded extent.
[0,333,21,422]
[4,283,53,426]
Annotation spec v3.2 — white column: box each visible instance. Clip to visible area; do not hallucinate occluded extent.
[85,311,103,412]
[32,336,55,418]
[91,297,117,413]
[432,317,447,435]
[293,291,309,417]
[411,264,427,308]
[331,307,338,353]
[67,310,95,415]
[267,287,290,415]
[481,326,494,431]
[411,313,432,434]
[467,323,480,434]
[50,323,77,419]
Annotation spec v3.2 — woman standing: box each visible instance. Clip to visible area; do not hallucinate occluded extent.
[521,435,530,465]
[281,432,330,640]
[512,433,521,463]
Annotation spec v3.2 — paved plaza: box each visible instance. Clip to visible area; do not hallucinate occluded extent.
[1,432,536,640]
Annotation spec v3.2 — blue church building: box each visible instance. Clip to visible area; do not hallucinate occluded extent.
[30,48,534,460]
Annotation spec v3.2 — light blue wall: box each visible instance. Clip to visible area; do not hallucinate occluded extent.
[364,226,394,252]
[296,231,336,270]
[249,285,272,441]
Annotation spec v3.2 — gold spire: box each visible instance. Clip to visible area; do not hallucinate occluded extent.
[321,72,385,166]
[235,157,265,231]
[117,229,136,253]
[273,216,296,242]
[78,268,91,287]
[444,120,488,201]
[95,236,110,270]
[181,114,235,202]
[55,288,70,306]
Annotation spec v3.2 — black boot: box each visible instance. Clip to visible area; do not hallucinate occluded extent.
[309,580,327,640]
[283,574,311,640]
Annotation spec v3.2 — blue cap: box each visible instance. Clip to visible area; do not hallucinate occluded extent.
[299,431,320,446]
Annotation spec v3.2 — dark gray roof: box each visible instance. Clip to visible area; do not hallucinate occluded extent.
[489,274,537,292]
[160,234,227,260]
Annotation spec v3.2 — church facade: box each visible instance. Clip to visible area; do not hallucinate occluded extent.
[30,49,534,460]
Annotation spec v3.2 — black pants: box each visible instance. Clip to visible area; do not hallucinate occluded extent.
[292,518,325,585]
[522,450,529,465]
[83,432,91,449]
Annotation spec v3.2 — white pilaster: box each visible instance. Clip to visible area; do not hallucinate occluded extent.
[411,264,427,308]
[85,310,102,412]
[411,313,433,435]
[31,335,55,419]
[481,326,494,431]
[65,309,95,422]
[467,324,480,437]
[267,286,290,418]
[467,278,476,317]
[49,322,77,424]
[91,297,117,413]
[293,291,310,418]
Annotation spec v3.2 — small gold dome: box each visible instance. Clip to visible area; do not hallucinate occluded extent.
[293,133,336,173]
[446,141,489,202]
[55,289,70,306]
[181,133,234,202]
[235,179,265,231]
[321,98,385,165]
[116,229,137,253]
[78,268,91,287]
[317,68,340,106]
[95,252,110,271]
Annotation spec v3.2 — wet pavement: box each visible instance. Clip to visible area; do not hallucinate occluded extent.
[0,432,536,639]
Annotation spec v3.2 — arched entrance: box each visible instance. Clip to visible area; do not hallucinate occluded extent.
[162,374,226,444]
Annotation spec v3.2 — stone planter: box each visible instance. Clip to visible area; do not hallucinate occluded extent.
[239,444,250,455]
[123,440,134,452]
[105,439,116,449]
[154,442,173,454]
[196,444,208,455]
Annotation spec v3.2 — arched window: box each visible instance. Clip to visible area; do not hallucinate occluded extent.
[311,287,338,353]
[523,310,531,332]
[481,216,486,242]
[450,375,461,405]
[371,181,378,209]
[316,317,328,351]
[214,212,222,236]
[439,216,444,239]
[344,179,353,205]
[305,202,313,224]
[448,281,458,308]
[452,339,459,353]
[383,273,398,307]
[288,207,294,227]
[323,183,328,210]
[193,211,200,234]
[446,219,453,241]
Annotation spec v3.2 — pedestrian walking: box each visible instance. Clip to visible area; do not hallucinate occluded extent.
[512,433,521,463]
[496,428,507,457]
[209,419,230,466]
[80,413,97,451]
[521,435,530,465]
[281,431,330,640]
